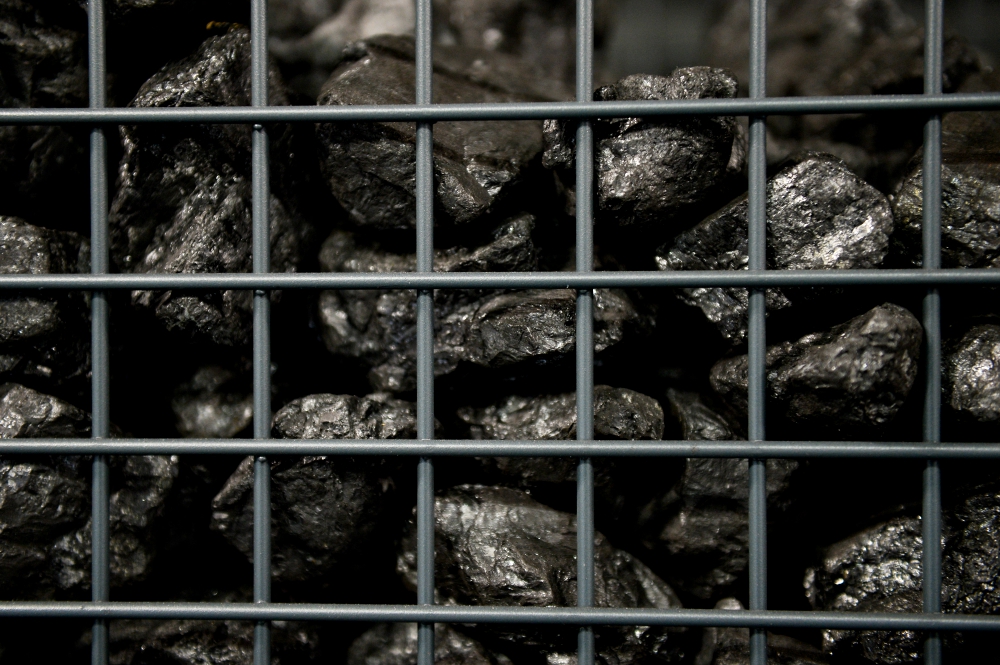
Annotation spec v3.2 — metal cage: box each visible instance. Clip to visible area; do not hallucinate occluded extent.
[1,0,1000,664]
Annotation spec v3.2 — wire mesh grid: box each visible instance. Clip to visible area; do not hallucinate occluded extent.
[1,0,1000,664]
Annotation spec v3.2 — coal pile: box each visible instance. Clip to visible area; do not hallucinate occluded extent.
[0,0,998,663]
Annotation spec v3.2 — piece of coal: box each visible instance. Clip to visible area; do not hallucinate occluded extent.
[0,383,177,597]
[455,385,662,504]
[634,390,797,602]
[318,215,639,391]
[108,27,312,348]
[945,324,1000,423]
[804,484,1000,663]
[0,0,89,230]
[0,216,90,390]
[316,34,563,231]
[397,485,687,664]
[656,153,894,345]
[892,110,1000,269]
[172,365,253,438]
[211,393,418,583]
[543,68,744,230]
[348,622,503,665]
[707,0,980,188]
[109,591,320,665]
[693,598,828,665]
[710,304,921,437]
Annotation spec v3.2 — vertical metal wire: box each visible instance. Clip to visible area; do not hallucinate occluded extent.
[250,0,272,663]
[575,0,595,664]
[922,1,943,663]
[747,1,768,664]
[415,0,436,663]
[87,0,110,664]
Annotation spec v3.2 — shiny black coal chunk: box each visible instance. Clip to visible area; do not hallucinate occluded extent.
[0,383,177,597]
[0,217,90,390]
[694,598,828,665]
[543,68,743,231]
[348,622,501,665]
[316,35,560,231]
[397,485,687,665]
[656,153,893,344]
[211,393,417,583]
[318,215,639,391]
[455,385,662,504]
[108,27,312,348]
[708,0,981,188]
[892,104,1000,269]
[711,303,921,436]
[945,324,1000,424]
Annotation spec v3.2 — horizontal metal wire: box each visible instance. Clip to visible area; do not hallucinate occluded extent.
[0,602,996,630]
[0,93,998,126]
[1,439,998,458]
[1,269,999,291]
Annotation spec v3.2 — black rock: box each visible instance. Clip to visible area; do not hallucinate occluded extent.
[316,35,562,231]
[543,68,744,231]
[0,0,89,230]
[693,598,828,665]
[710,304,921,437]
[805,517,925,662]
[0,383,177,597]
[804,484,1000,663]
[318,215,639,391]
[636,390,797,602]
[108,27,312,348]
[0,217,90,390]
[109,591,320,665]
[892,109,1000,269]
[945,324,1000,424]
[707,0,981,188]
[211,393,418,583]
[397,485,687,664]
[172,365,253,438]
[348,622,502,665]
[656,153,894,344]
[455,385,663,502]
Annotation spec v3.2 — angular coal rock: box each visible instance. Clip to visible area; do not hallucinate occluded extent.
[694,598,828,665]
[0,0,89,229]
[805,517,925,662]
[110,592,320,665]
[318,215,639,391]
[656,153,893,344]
[805,483,1000,664]
[397,485,686,664]
[0,217,90,389]
[945,324,1000,423]
[0,383,177,597]
[543,68,744,230]
[711,304,921,437]
[211,393,418,583]
[892,109,1000,269]
[172,365,253,438]
[707,0,980,187]
[109,27,312,348]
[316,35,562,230]
[635,390,797,602]
[455,385,663,502]
[348,622,501,665]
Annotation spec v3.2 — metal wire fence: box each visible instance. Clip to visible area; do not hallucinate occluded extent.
[0,0,999,665]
